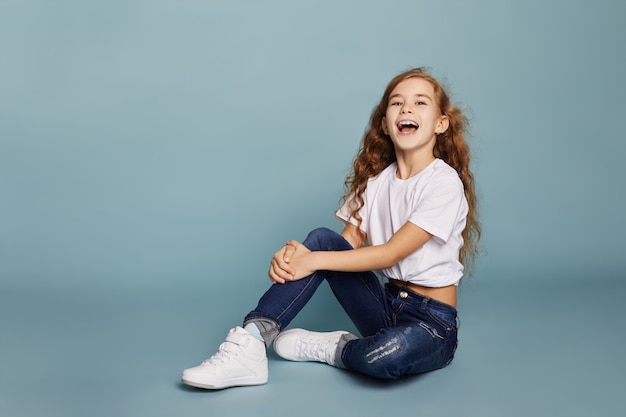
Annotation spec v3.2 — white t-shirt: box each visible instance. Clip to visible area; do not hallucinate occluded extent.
[336,158,468,287]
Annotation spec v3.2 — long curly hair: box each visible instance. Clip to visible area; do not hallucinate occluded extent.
[342,67,481,274]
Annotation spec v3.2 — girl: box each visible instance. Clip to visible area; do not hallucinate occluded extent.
[182,67,480,389]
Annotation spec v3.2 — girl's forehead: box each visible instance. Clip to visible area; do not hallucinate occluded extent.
[390,77,436,97]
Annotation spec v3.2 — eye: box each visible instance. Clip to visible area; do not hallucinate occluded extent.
[390,100,402,106]
[416,101,427,106]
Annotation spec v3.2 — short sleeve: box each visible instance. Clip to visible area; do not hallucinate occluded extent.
[407,175,467,244]
[335,193,368,234]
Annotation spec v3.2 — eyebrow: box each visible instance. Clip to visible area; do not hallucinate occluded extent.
[389,93,432,101]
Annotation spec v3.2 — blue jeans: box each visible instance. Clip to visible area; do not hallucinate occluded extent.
[244,227,458,380]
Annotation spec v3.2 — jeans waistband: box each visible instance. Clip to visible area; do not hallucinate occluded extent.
[385,282,458,315]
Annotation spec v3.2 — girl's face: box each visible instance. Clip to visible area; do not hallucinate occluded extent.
[382,77,449,157]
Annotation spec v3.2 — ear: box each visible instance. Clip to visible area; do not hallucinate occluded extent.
[381,117,389,135]
[435,115,449,135]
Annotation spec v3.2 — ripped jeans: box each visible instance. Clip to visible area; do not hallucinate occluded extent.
[243,227,458,380]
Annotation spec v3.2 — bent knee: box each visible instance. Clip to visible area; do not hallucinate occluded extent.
[303,227,350,251]
[345,333,450,379]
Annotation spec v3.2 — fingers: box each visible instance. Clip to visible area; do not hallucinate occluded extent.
[268,244,296,284]
[276,245,296,275]
[282,241,296,263]
[268,260,287,284]
[268,261,295,284]
[285,240,303,250]
[267,240,309,284]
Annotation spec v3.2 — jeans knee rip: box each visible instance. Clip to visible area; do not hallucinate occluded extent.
[419,322,444,340]
[365,337,400,364]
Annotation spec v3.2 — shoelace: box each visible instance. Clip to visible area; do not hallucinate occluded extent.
[203,341,238,366]
[296,336,334,364]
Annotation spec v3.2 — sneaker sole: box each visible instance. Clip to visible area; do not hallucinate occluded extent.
[182,376,268,390]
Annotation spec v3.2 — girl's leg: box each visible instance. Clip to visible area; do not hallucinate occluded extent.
[325,271,390,337]
[339,286,459,379]
[244,227,386,344]
[274,284,458,380]
[183,226,384,390]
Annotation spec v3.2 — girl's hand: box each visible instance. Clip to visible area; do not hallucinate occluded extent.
[267,240,316,283]
[268,242,296,284]
[283,240,316,281]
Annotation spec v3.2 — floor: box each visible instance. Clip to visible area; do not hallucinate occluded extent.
[2,273,624,417]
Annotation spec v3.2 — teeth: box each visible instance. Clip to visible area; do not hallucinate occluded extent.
[398,121,418,128]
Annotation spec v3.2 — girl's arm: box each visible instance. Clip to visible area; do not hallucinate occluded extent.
[268,223,365,284]
[283,221,432,281]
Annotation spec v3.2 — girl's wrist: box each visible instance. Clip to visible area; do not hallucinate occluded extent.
[311,251,326,272]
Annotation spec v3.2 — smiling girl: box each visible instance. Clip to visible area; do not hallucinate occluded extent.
[182,67,480,388]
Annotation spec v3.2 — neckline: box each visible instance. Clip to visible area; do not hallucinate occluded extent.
[391,158,439,183]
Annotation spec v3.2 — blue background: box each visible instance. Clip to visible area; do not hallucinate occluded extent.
[1,1,625,416]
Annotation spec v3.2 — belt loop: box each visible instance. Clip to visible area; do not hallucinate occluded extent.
[421,297,429,309]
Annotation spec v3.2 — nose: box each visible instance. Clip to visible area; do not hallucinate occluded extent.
[401,103,413,114]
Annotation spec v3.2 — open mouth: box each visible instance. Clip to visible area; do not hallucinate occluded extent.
[397,120,419,134]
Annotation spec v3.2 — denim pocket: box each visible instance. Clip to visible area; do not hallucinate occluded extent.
[426,309,457,333]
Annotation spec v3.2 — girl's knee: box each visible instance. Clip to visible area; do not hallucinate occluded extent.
[305,227,335,241]
[303,227,349,251]
[343,331,440,380]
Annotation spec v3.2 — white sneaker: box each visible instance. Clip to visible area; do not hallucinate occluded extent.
[182,326,268,389]
[273,328,349,367]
